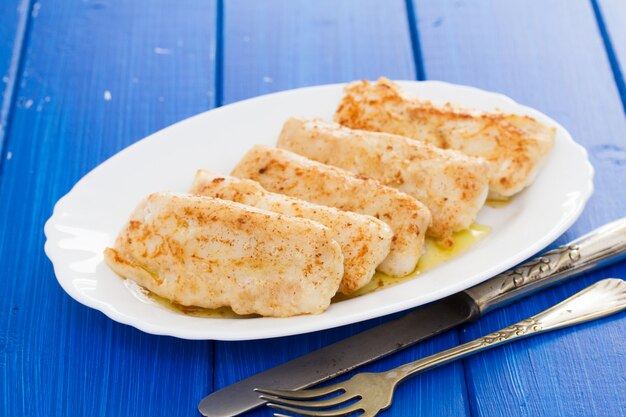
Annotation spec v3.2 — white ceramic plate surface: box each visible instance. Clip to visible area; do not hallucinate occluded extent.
[44,81,593,340]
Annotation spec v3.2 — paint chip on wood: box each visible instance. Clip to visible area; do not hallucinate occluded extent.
[154,47,172,55]
[104,90,112,101]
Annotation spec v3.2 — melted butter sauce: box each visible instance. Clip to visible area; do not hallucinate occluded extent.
[485,198,511,208]
[124,223,491,318]
[153,296,257,319]
[124,279,252,318]
[333,223,491,301]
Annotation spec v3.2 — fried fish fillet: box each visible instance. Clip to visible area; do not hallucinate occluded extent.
[335,78,555,199]
[104,192,344,317]
[231,146,431,277]
[190,171,393,294]
[278,118,489,240]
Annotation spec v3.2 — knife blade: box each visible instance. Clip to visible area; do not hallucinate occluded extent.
[199,217,626,417]
[200,293,475,417]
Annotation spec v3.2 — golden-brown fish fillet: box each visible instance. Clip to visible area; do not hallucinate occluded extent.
[231,146,431,277]
[104,192,344,317]
[335,78,555,199]
[190,171,393,294]
[278,118,489,240]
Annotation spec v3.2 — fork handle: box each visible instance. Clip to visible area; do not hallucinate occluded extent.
[391,278,626,382]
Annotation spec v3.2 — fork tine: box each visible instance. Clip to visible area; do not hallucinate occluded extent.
[255,383,344,399]
[259,392,355,409]
[266,402,363,417]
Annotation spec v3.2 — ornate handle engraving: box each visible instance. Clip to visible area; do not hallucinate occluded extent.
[395,279,626,381]
[498,245,581,293]
[480,318,542,345]
[464,217,626,314]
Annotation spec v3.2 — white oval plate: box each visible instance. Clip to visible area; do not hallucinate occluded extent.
[44,81,593,340]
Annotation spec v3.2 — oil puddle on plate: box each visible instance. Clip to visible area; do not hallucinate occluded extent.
[124,279,257,319]
[333,223,491,302]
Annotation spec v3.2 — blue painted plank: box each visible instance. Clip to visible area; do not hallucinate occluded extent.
[596,0,626,109]
[412,1,626,416]
[0,0,30,158]
[0,1,218,416]
[221,0,417,102]
[215,1,470,416]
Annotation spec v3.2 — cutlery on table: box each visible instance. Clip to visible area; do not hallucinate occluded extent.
[257,278,626,417]
[198,218,626,417]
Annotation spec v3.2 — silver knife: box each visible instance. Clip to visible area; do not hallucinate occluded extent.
[199,217,626,417]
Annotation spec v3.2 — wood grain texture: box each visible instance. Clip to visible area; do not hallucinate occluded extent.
[0,0,30,158]
[595,0,626,108]
[2,1,625,416]
[412,0,626,416]
[214,1,470,416]
[0,1,217,415]
[221,0,417,102]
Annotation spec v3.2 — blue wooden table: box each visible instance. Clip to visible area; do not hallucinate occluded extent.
[2,1,625,416]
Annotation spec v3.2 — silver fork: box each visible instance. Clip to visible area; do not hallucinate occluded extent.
[256,278,626,417]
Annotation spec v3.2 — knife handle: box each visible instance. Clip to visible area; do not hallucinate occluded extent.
[464,217,626,315]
